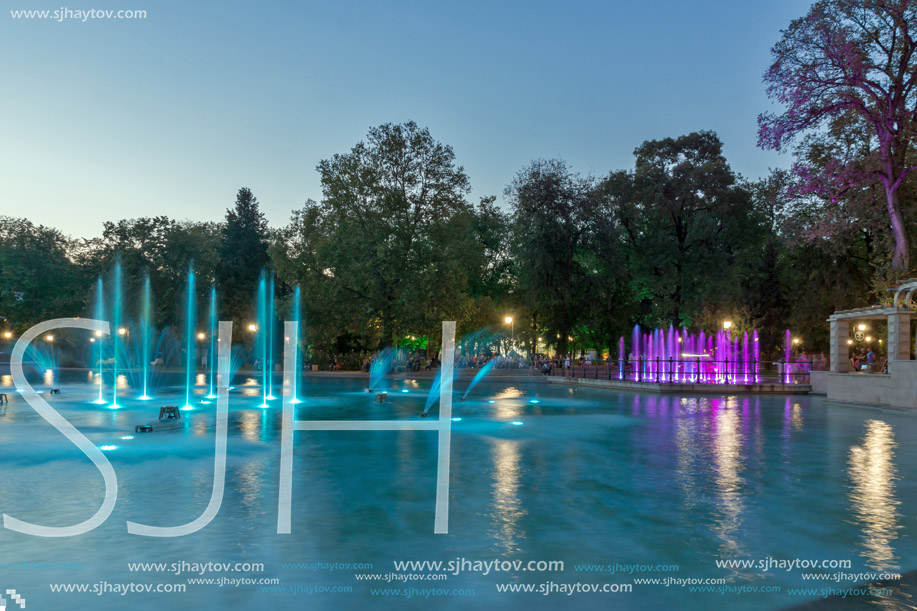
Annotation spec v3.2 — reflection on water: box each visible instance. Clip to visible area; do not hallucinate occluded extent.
[847,420,901,572]
[711,397,745,555]
[489,440,525,556]
[116,374,128,390]
[675,399,702,510]
[2,374,12,387]
[43,369,55,386]
[238,411,262,443]
[196,373,207,386]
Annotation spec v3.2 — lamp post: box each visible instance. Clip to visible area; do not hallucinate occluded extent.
[504,316,514,352]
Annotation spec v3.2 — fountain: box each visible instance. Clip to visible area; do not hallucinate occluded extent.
[784,328,793,384]
[92,275,107,404]
[461,359,495,401]
[423,369,443,415]
[266,275,276,400]
[139,273,153,400]
[617,324,765,385]
[253,272,280,406]
[206,285,217,399]
[368,346,395,392]
[290,285,302,404]
[182,267,196,410]
[110,258,123,409]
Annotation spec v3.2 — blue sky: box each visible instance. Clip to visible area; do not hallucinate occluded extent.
[1,0,806,238]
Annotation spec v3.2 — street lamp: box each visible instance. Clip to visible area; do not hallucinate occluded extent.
[723,321,733,331]
[197,332,205,340]
[2,331,11,339]
[248,324,257,332]
[118,327,127,336]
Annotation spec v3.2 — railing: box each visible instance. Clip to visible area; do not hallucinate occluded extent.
[548,358,813,385]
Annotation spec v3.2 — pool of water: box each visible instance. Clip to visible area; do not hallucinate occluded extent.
[0,371,914,610]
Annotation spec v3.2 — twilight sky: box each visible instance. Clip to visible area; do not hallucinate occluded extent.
[1,0,806,238]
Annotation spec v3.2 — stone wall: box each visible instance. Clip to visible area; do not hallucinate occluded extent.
[826,359,917,409]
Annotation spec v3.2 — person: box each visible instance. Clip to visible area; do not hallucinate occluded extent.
[866,348,875,365]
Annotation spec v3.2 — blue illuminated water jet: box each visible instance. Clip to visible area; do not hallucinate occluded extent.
[461,359,495,400]
[139,273,153,400]
[182,267,196,410]
[110,258,123,409]
[206,285,217,399]
[290,284,302,404]
[92,276,106,404]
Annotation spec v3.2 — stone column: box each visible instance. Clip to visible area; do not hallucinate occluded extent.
[886,312,912,362]
[829,318,850,373]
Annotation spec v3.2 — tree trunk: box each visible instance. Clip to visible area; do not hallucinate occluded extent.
[885,184,910,275]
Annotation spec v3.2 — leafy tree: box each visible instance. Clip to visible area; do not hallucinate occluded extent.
[276,122,476,351]
[758,0,917,275]
[78,217,221,328]
[507,159,603,356]
[215,188,270,323]
[0,216,85,329]
[599,131,762,328]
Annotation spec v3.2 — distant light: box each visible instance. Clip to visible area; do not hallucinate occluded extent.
[529,399,539,403]
[120,435,134,440]
[847,339,854,345]
[792,338,800,345]
[678,337,683,342]
[723,321,732,330]
[94,330,103,337]
[401,389,409,393]
[452,417,462,422]
[99,445,117,451]
[44,335,54,342]
[865,336,872,342]
[511,421,523,426]
[537,337,542,342]
[2,331,11,339]
[504,316,513,324]
[197,332,205,340]
[878,339,883,344]
[90,338,95,343]
[248,324,257,332]
[118,327,127,335]
[857,324,867,331]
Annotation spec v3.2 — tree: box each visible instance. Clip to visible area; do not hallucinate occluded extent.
[599,132,761,328]
[507,159,602,356]
[78,217,221,328]
[0,216,85,329]
[278,122,476,350]
[758,0,917,275]
[215,188,270,323]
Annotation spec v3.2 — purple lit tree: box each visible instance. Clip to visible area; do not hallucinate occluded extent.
[758,0,917,275]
